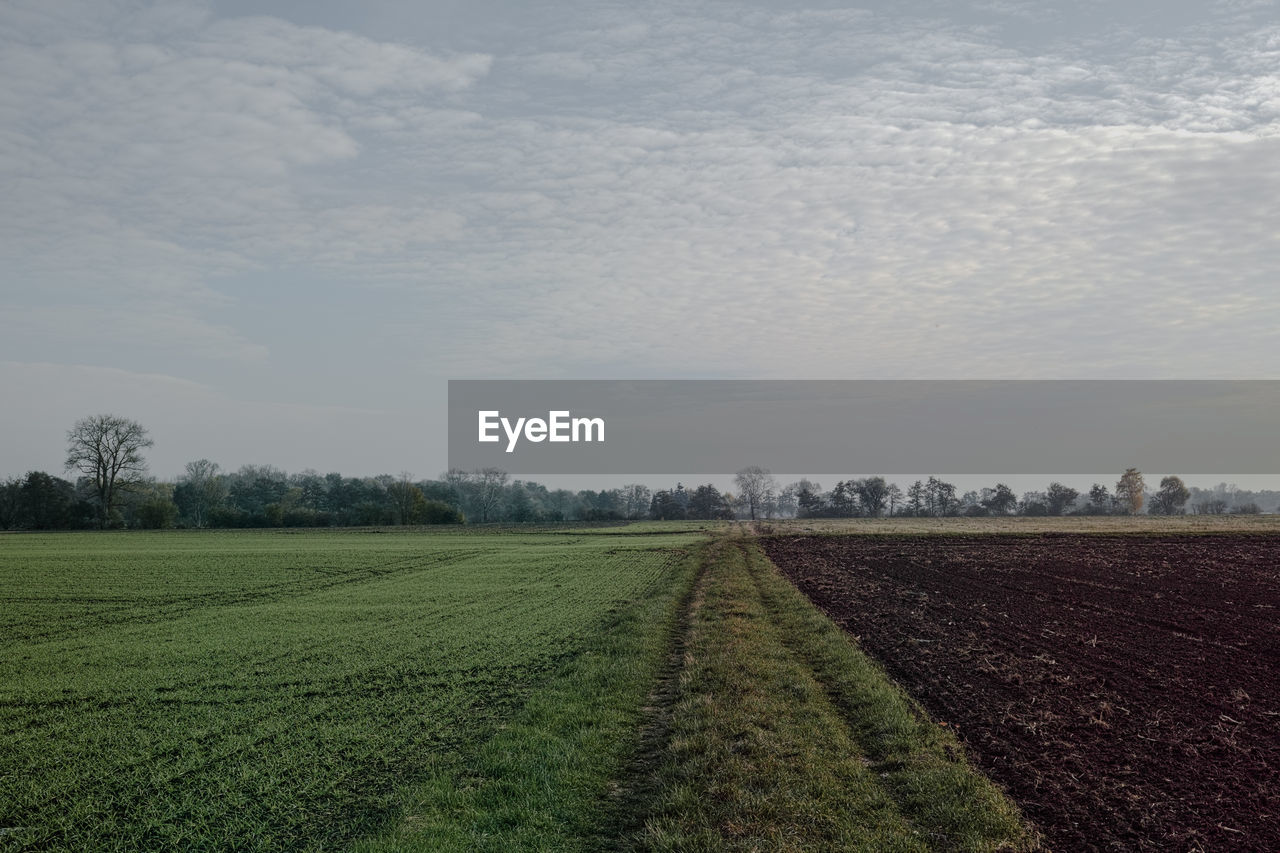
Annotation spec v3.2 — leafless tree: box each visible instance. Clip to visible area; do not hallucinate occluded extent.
[474,467,509,523]
[620,483,653,520]
[177,459,227,528]
[387,471,421,525]
[65,414,153,528]
[734,466,777,521]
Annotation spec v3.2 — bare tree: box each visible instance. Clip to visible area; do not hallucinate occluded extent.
[620,483,653,519]
[886,483,904,516]
[1193,498,1228,515]
[474,467,509,523]
[734,466,777,521]
[925,476,958,516]
[387,471,421,525]
[176,459,227,528]
[441,467,472,515]
[66,414,153,528]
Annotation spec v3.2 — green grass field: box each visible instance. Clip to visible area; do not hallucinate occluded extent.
[2,522,1041,851]
[1,527,704,850]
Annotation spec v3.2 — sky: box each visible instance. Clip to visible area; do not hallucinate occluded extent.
[2,0,1278,482]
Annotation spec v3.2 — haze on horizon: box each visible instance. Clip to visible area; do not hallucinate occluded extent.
[2,0,1278,480]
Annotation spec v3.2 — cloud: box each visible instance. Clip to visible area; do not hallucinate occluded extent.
[3,0,1279,423]
[2,305,269,362]
[381,3,1279,379]
[1,2,491,362]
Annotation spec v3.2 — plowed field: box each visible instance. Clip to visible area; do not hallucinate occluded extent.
[762,534,1280,852]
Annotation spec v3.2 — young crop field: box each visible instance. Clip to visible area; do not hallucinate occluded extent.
[763,532,1280,851]
[0,527,703,851]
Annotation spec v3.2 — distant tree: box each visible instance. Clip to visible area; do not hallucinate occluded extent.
[774,483,801,518]
[1115,468,1145,515]
[828,481,857,517]
[1150,476,1190,515]
[959,489,983,516]
[649,489,686,521]
[227,464,289,521]
[276,485,319,527]
[508,482,536,523]
[132,481,179,529]
[263,502,286,527]
[473,468,509,523]
[418,478,454,506]
[734,466,776,521]
[440,468,472,513]
[886,483,903,516]
[545,488,575,521]
[323,472,350,518]
[590,488,624,520]
[353,496,389,526]
[620,484,653,520]
[925,476,958,516]
[982,483,1017,515]
[1193,498,1228,515]
[1019,491,1049,516]
[174,459,227,528]
[420,499,464,524]
[293,470,328,511]
[688,484,733,520]
[65,414,154,528]
[17,471,85,529]
[854,477,890,518]
[906,480,926,517]
[796,481,825,518]
[1231,502,1262,515]
[1086,483,1114,515]
[1045,482,1079,516]
[0,477,21,529]
[387,472,422,525]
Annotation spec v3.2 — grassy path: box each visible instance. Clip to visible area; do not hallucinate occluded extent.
[617,530,1038,852]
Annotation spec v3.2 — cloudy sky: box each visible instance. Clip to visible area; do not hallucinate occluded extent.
[2,0,1278,479]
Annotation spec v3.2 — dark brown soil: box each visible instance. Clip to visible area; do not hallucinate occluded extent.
[761,534,1280,852]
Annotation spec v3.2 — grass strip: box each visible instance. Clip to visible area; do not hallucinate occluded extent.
[626,533,1038,852]
[353,546,703,852]
[741,537,1040,851]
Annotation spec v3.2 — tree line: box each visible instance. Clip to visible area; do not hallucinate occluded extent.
[785,471,1177,518]
[0,415,1273,530]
